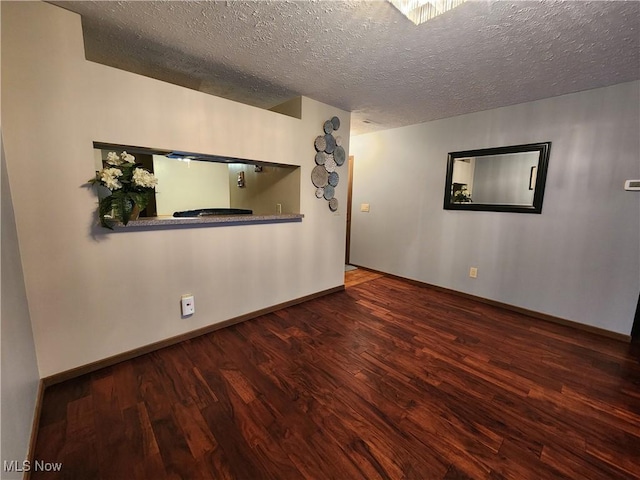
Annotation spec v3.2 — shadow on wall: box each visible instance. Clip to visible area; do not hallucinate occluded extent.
[1,134,41,475]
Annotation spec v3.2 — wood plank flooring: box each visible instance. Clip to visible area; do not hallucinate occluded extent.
[344,267,384,288]
[32,272,640,479]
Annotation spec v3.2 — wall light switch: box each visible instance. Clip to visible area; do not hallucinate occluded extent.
[361,203,370,212]
[181,294,195,316]
[624,179,640,191]
[469,267,478,279]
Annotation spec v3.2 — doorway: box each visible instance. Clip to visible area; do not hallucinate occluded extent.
[631,292,640,342]
[345,155,354,266]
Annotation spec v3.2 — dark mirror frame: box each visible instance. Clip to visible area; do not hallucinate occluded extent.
[443,142,551,214]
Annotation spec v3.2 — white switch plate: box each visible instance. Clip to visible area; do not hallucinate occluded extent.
[469,267,478,278]
[181,294,195,316]
[624,179,640,191]
[361,203,370,212]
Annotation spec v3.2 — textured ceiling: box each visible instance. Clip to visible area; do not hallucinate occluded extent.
[51,0,640,135]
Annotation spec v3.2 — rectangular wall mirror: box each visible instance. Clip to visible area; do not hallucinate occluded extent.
[443,142,551,214]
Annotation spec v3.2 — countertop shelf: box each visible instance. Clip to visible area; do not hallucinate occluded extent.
[110,213,304,229]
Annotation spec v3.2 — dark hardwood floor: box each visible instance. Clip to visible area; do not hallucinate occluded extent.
[344,267,384,288]
[32,272,640,479]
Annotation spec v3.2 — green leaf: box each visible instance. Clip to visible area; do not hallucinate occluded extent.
[97,195,115,229]
[113,191,132,225]
[129,192,149,211]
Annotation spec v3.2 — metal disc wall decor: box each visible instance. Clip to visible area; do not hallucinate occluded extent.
[324,156,337,173]
[311,165,329,187]
[314,135,326,152]
[311,116,344,211]
[324,134,336,154]
[334,146,346,166]
[323,185,335,200]
[315,151,327,165]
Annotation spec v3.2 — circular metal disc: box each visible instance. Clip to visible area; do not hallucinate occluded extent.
[325,156,337,173]
[331,116,341,131]
[311,165,329,187]
[315,151,327,165]
[335,136,342,147]
[324,134,336,154]
[329,197,339,211]
[314,135,326,152]
[323,184,335,200]
[323,120,334,134]
[328,171,339,187]
[333,146,346,166]
[315,187,324,198]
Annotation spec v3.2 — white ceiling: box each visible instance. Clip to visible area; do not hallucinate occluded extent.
[51,0,640,135]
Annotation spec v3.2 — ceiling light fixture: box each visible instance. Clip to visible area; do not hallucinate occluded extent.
[388,0,468,25]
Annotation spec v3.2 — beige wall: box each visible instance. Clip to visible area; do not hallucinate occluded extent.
[228,164,301,215]
[350,81,639,335]
[2,1,350,377]
[153,155,231,215]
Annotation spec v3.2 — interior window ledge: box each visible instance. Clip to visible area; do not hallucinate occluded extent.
[109,213,304,229]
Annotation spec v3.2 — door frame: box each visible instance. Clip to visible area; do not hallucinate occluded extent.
[631,292,640,341]
[345,155,354,265]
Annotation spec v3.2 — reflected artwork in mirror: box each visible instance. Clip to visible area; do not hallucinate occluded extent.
[443,142,551,214]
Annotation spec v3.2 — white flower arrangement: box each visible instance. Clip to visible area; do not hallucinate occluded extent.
[453,185,472,203]
[100,167,124,190]
[88,151,158,229]
[132,167,158,189]
[106,151,134,166]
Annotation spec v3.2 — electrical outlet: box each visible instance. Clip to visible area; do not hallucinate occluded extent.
[361,203,370,212]
[181,294,195,316]
[469,267,478,279]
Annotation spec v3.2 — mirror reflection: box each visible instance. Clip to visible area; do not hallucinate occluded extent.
[444,142,551,214]
[93,143,301,218]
